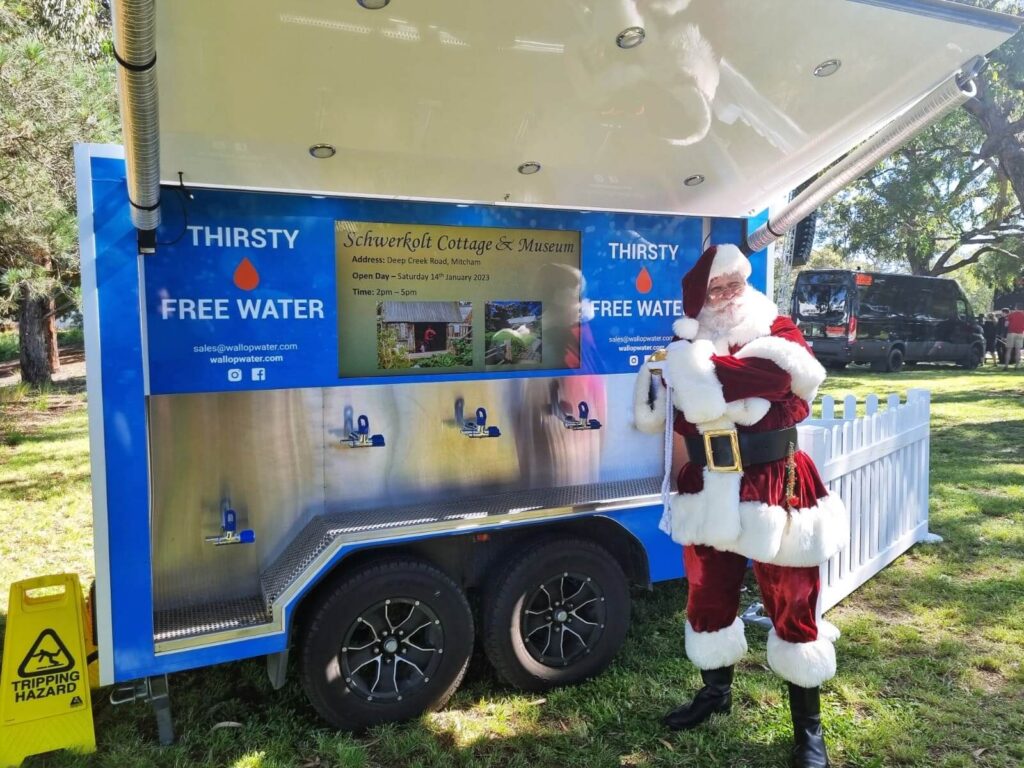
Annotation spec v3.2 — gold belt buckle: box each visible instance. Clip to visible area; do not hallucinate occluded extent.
[703,429,743,473]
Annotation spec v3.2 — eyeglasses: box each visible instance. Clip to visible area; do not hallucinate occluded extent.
[707,281,746,300]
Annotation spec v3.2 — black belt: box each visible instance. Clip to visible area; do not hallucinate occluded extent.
[685,427,798,472]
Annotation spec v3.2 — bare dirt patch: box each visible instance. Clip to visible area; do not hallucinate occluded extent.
[0,346,86,389]
[0,347,88,439]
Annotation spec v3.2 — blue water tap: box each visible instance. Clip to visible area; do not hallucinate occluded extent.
[462,406,501,438]
[344,413,385,447]
[564,400,602,431]
[205,502,256,546]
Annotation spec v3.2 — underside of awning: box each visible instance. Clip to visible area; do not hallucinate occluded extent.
[113,0,1021,228]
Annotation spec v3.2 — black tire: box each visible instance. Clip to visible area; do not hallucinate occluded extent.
[959,344,983,370]
[883,347,904,372]
[482,538,630,691]
[298,558,473,731]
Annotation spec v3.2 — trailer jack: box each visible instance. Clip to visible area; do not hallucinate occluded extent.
[110,675,174,746]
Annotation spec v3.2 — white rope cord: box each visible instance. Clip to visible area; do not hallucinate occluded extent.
[660,381,674,515]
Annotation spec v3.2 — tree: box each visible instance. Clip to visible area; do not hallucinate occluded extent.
[817,3,1024,291]
[963,2,1024,212]
[0,1,118,386]
[819,108,1023,281]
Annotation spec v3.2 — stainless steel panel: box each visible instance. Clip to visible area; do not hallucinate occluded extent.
[320,374,660,509]
[149,388,325,610]
[149,374,661,612]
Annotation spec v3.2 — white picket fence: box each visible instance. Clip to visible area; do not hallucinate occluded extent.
[797,388,936,613]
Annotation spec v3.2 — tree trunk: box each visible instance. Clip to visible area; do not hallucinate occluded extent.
[18,287,53,388]
[46,303,60,373]
[964,84,1024,212]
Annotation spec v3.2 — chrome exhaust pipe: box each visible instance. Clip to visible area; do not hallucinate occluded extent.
[744,57,985,255]
[110,0,160,251]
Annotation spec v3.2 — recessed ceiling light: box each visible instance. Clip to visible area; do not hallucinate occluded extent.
[684,174,705,187]
[814,59,841,77]
[518,162,542,175]
[616,27,645,49]
[357,0,390,9]
[309,144,336,159]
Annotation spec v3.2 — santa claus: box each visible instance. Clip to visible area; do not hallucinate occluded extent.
[633,243,848,768]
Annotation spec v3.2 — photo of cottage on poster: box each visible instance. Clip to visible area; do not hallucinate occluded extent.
[377,301,473,370]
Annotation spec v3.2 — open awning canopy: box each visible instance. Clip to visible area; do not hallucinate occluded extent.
[151,0,1021,218]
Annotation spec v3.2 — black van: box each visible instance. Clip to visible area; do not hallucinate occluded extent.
[790,270,985,371]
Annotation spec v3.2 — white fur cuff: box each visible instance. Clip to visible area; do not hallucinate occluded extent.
[665,339,726,423]
[766,629,836,687]
[735,335,826,402]
[685,617,748,669]
[633,364,666,434]
[666,491,849,568]
[724,397,771,426]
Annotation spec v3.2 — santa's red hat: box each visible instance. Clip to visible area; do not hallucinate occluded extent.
[672,244,751,339]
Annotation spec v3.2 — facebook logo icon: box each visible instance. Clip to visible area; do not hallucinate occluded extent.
[251,368,266,382]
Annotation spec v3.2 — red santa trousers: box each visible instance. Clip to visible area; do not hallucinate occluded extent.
[681,544,838,688]
[684,544,819,641]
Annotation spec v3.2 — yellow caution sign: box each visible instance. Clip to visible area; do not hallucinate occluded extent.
[0,574,96,767]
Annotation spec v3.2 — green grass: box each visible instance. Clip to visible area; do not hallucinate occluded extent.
[1,366,1022,767]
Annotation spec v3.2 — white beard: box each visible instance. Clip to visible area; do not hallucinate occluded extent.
[698,290,752,338]
[695,287,779,349]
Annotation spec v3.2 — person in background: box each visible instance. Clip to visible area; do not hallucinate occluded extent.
[1004,303,1024,370]
[982,313,998,366]
[421,326,437,353]
[995,309,1010,366]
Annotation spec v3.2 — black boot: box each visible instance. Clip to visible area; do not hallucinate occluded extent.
[788,684,830,768]
[662,666,733,730]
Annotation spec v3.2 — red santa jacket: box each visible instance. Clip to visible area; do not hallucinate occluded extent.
[634,290,848,567]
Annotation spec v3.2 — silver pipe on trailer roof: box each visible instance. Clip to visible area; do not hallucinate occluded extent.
[110,0,160,251]
[743,57,985,255]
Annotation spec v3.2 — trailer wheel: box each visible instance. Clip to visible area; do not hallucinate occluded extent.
[482,538,630,691]
[298,559,473,731]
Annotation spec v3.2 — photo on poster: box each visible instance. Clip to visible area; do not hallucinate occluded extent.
[377,301,474,370]
[485,301,542,367]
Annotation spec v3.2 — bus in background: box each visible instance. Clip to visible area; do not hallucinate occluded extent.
[791,270,985,372]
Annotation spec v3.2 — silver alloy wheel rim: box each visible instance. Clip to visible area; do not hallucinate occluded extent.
[520,571,607,667]
[339,598,444,702]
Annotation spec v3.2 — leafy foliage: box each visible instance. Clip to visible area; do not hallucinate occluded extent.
[375,323,410,369]
[0,1,118,319]
[819,109,1022,279]
[452,337,473,366]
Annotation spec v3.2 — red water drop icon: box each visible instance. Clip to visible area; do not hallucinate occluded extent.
[233,257,260,291]
[635,266,653,294]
